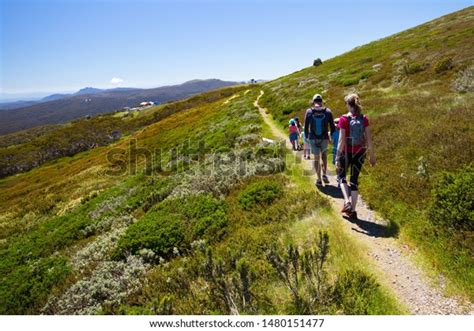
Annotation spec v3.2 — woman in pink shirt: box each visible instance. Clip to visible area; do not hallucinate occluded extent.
[335,93,376,220]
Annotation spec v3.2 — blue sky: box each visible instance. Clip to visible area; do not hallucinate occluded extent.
[0,0,472,99]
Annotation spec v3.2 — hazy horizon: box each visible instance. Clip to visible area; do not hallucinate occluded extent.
[0,78,243,102]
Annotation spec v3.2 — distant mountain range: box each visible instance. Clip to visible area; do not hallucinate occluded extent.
[0,87,165,109]
[38,87,141,103]
[0,79,240,135]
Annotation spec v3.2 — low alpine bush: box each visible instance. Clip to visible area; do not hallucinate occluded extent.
[237,179,283,211]
[331,269,380,314]
[313,58,323,66]
[115,212,185,259]
[403,62,427,75]
[429,165,474,232]
[434,56,454,73]
[155,194,229,242]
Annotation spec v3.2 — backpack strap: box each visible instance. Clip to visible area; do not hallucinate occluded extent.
[313,107,326,114]
[344,113,364,121]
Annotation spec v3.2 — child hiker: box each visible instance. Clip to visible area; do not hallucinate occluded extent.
[289,119,300,151]
[301,129,310,159]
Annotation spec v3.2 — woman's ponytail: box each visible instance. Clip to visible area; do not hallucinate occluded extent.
[344,93,362,114]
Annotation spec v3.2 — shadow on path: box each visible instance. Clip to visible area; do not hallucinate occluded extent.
[343,215,398,238]
[318,183,398,238]
[317,184,343,199]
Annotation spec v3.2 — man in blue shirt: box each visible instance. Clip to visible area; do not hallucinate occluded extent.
[304,94,336,186]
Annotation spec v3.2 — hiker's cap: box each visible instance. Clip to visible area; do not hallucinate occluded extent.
[313,94,323,102]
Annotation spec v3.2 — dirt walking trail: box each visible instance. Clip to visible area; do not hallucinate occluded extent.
[254,90,472,315]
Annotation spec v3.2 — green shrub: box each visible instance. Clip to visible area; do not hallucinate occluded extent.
[340,76,360,86]
[192,213,227,242]
[359,57,373,64]
[337,70,374,86]
[155,194,229,242]
[403,62,427,75]
[359,70,374,80]
[429,166,474,232]
[331,269,380,314]
[140,178,174,212]
[238,180,283,210]
[0,256,70,314]
[434,56,454,73]
[116,212,185,258]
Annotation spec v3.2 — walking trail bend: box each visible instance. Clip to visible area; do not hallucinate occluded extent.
[254,90,473,315]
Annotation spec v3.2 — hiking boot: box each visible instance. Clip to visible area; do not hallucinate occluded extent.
[349,211,358,221]
[322,175,330,183]
[341,202,352,214]
[315,179,323,187]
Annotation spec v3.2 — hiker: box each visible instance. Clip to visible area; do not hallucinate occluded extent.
[335,93,376,220]
[332,118,340,165]
[294,116,303,151]
[304,94,336,186]
[289,119,300,151]
[301,129,310,159]
[294,116,302,131]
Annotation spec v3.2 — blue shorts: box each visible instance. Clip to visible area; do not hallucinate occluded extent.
[309,139,328,155]
[289,132,299,142]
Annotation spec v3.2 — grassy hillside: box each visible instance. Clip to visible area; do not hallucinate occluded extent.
[0,85,248,178]
[0,79,238,135]
[0,86,402,314]
[259,6,474,297]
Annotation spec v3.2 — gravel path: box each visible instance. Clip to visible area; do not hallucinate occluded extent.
[254,90,473,315]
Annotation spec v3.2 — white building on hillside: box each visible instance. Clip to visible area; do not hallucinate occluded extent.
[139,101,154,107]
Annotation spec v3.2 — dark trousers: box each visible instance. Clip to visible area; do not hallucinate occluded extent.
[337,151,366,191]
